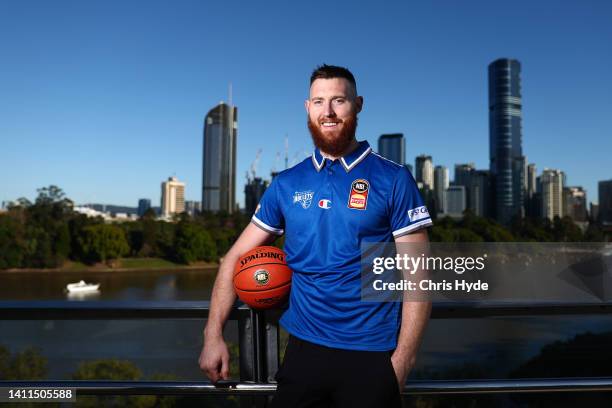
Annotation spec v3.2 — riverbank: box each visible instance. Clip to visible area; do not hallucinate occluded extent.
[0,258,219,274]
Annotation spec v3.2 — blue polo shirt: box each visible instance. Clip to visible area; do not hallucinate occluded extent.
[251,141,432,351]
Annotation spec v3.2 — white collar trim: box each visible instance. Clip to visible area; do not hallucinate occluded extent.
[340,147,372,172]
[311,153,325,172]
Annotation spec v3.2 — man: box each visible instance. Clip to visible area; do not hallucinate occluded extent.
[199,64,432,407]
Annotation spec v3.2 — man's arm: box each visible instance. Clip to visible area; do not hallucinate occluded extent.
[199,222,277,382]
[391,229,432,392]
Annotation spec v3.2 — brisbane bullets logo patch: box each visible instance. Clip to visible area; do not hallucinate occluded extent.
[293,191,314,209]
[348,179,369,210]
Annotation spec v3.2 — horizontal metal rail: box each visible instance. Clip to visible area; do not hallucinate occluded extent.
[3,301,612,400]
[2,378,612,395]
[2,300,612,319]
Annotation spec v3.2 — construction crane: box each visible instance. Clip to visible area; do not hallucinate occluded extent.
[249,149,262,181]
[284,135,289,170]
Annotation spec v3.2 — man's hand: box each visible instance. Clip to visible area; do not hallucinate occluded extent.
[390,350,415,393]
[198,222,276,383]
[199,333,230,383]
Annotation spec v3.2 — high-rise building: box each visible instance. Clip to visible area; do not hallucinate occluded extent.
[434,166,449,214]
[489,58,525,223]
[245,177,269,216]
[445,185,466,218]
[469,170,491,218]
[454,163,475,187]
[599,180,612,225]
[137,199,152,217]
[563,186,587,223]
[590,203,600,223]
[161,176,186,217]
[527,163,537,199]
[538,169,563,221]
[202,102,237,213]
[415,155,434,190]
[185,201,202,217]
[451,164,491,217]
[378,134,405,165]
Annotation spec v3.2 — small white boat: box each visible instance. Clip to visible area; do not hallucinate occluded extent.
[66,280,100,293]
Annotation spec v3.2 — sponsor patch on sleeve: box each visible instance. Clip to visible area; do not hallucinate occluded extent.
[408,206,430,222]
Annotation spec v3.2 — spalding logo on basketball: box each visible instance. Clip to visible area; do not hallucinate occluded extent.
[233,246,292,309]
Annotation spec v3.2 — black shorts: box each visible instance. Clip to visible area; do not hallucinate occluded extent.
[270,335,402,408]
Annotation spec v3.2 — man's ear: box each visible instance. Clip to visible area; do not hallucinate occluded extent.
[304,99,310,113]
[355,96,363,113]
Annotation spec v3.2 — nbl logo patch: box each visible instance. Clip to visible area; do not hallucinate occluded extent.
[253,269,270,286]
[348,179,369,210]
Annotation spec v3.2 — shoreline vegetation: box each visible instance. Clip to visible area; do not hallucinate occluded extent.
[0,186,260,271]
[0,257,219,274]
[1,186,608,272]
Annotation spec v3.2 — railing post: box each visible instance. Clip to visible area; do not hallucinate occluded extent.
[264,310,280,383]
[239,308,267,408]
[238,308,254,382]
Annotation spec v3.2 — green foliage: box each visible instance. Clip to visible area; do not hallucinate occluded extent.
[76,224,130,264]
[0,215,25,268]
[73,358,142,380]
[227,342,240,379]
[0,345,9,379]
[2,185,607,270]
[72,359,155,408]
[174,222,217,264]
[0,346,47,380]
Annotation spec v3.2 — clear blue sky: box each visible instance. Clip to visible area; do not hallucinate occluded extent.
[1,0,611,207]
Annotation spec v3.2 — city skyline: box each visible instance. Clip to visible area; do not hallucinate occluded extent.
[1,1,611,207]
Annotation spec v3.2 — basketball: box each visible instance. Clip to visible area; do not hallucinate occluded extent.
[233,246,292,309]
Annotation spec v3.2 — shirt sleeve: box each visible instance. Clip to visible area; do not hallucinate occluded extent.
[389,167,433,238]
[251,178,285,235]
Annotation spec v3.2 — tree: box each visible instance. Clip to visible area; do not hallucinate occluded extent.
[0,215,25,269]
[552,216,584,242]
[174,222,217,264]
[0,345,9,379]
[76,224,129,264]
[7,347,47,380]
[72,359,154,408]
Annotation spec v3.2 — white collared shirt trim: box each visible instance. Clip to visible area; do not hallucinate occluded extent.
[340,147,372,172]
[311,153,325,172]
[392,218,433,237]
[251,215,284,235]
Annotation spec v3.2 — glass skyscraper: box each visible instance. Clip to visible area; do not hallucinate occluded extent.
[202,102,237,213]
[377,133,405,165]
[489,58,526,224]
[599,180,612,225]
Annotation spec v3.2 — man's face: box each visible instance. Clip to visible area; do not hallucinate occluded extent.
[306,77,363,157]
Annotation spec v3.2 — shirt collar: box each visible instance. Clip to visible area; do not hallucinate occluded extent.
[311,141,372,173]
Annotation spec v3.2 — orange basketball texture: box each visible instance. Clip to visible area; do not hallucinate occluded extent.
[233,246,292,309]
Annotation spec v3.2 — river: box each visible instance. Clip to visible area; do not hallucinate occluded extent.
[1,268,611,389]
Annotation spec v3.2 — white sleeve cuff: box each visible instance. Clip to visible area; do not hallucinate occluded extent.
[251,215,284,236]
[392,218,433,238]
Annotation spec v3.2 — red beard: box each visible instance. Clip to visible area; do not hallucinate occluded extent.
[307,114,358,157]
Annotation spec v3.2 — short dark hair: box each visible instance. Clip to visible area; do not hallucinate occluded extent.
[310,64,357,90]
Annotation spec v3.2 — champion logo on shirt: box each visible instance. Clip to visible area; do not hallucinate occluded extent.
[293,191,314,209]
[318,199,332,209]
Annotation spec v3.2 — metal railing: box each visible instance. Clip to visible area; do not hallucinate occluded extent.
[2,300,612,405]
